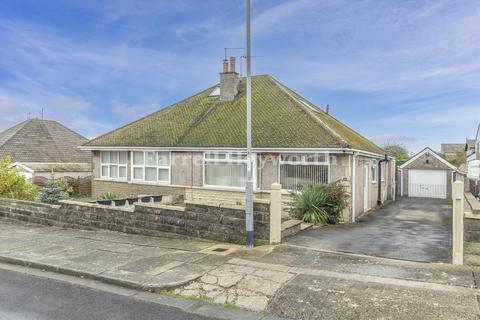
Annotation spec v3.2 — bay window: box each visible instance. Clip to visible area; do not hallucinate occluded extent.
[204,152,250,188]
[280,153,328,190]
[132,151,170,184]
[100,151,127,180]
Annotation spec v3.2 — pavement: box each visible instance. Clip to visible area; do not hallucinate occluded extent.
[285,197,452,262]
[1,217,480,319]
[0,219,222,291]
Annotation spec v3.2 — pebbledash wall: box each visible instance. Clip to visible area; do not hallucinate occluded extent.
[0,198,270,244]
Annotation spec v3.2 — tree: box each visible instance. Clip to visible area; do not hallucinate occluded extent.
[444,151,466,167]
[383,143,410,167]
[0,156,38,200]
[37,175,69,204]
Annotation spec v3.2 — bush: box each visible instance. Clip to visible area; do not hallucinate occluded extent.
[57,178,75,197]
[0,156,38,200]
[37,176,69,204]
[291,182,348,225]
[102,192,117,200]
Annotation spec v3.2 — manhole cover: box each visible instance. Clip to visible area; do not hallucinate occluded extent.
[212,248,228,252]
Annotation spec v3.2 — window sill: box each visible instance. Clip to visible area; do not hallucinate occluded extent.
[95,178,128,183]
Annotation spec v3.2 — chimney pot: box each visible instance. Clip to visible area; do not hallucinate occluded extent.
[222,59,229,73]
[229,56,236,73]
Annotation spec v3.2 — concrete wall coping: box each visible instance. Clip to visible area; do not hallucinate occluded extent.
[58,200,134,212]
[0,197,58,209]
[134,202,186,212]
[184,199,270,211]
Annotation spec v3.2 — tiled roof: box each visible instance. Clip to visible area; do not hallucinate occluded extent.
[0,119,91,163]
[85,75,385,154]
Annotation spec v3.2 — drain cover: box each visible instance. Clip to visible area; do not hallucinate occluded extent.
[212,248,228,252]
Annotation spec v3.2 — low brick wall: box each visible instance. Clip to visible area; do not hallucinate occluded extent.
[0,198,270,244]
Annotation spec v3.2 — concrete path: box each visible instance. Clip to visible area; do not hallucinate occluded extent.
[0,219,223,291]
[285,197,452,262]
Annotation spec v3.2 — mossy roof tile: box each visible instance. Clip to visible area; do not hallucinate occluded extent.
[85,75,384,154]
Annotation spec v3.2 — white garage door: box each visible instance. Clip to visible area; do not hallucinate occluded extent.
[408,169,447,199]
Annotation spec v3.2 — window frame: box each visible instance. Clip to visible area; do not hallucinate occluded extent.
[203,152,258,190]
[100,151,128,181]
[278,153,330,191]
[130,151,171,185]
[371,159,378,183]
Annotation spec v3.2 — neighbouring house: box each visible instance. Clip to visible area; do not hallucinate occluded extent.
[0,119,92,194]
[466,125,480,196]
[81,58,395,222]
[441,143,465,157]
[399,147,463,200]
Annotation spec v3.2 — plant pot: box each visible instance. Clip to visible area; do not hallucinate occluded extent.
[152,196,162,203]
[141,196,152,203]
[127,198,138,205]
[114,199,126,206]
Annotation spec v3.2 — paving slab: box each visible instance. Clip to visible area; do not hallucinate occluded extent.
[0,219,218,291]
[232,244,477,288]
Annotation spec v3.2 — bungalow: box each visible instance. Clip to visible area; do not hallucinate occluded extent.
[0,119,92,193]
[81,58,395,222]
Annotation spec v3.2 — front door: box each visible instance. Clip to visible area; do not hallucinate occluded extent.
[363,165,369,211]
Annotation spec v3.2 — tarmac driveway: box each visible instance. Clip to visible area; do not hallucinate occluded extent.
[285,197,452,262]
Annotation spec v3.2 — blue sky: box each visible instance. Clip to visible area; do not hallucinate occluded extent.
[0,0,478,153]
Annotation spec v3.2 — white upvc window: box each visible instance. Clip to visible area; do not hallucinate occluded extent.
[204,152,257,189]
[132,151,170,184]
[100,151,128,180]
[279,153,329,191]
[371,160,378,183]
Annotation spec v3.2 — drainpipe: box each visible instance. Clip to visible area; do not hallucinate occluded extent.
[351,152,358,223]
[377,154,388,206]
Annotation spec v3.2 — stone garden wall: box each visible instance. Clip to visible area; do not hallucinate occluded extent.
[0,198,270,244]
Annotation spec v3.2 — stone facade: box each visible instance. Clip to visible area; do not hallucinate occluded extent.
[0,198,270,244]
[400,149,455,199]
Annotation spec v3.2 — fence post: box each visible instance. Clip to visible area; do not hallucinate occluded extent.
[452,180,464,265]
[270,183,282,244]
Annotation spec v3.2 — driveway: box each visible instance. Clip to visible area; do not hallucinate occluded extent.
[285,197,452,262]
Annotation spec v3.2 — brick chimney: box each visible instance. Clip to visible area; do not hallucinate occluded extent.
[219,56,240,102]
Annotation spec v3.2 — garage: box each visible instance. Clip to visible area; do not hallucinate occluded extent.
[408,169,447,199]
[399,147,458,200]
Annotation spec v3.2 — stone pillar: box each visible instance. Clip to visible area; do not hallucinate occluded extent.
[269,183,282,244]
[452,180,464,265]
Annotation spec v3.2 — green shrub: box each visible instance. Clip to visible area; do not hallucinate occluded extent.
[0,156,38,201]
[102,192,117,200]
[57,178,75,197]
[291,182,348,225]
[37,176,69,204]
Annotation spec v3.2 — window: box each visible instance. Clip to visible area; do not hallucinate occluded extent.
[204,152,251,188]
[132,151,170,184]
[279,153,328,190]
[100,151,127,180]
[371,160,378,182]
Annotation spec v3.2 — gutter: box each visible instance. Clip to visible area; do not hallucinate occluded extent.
[377,154,389,206]
[79,146,390,159]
